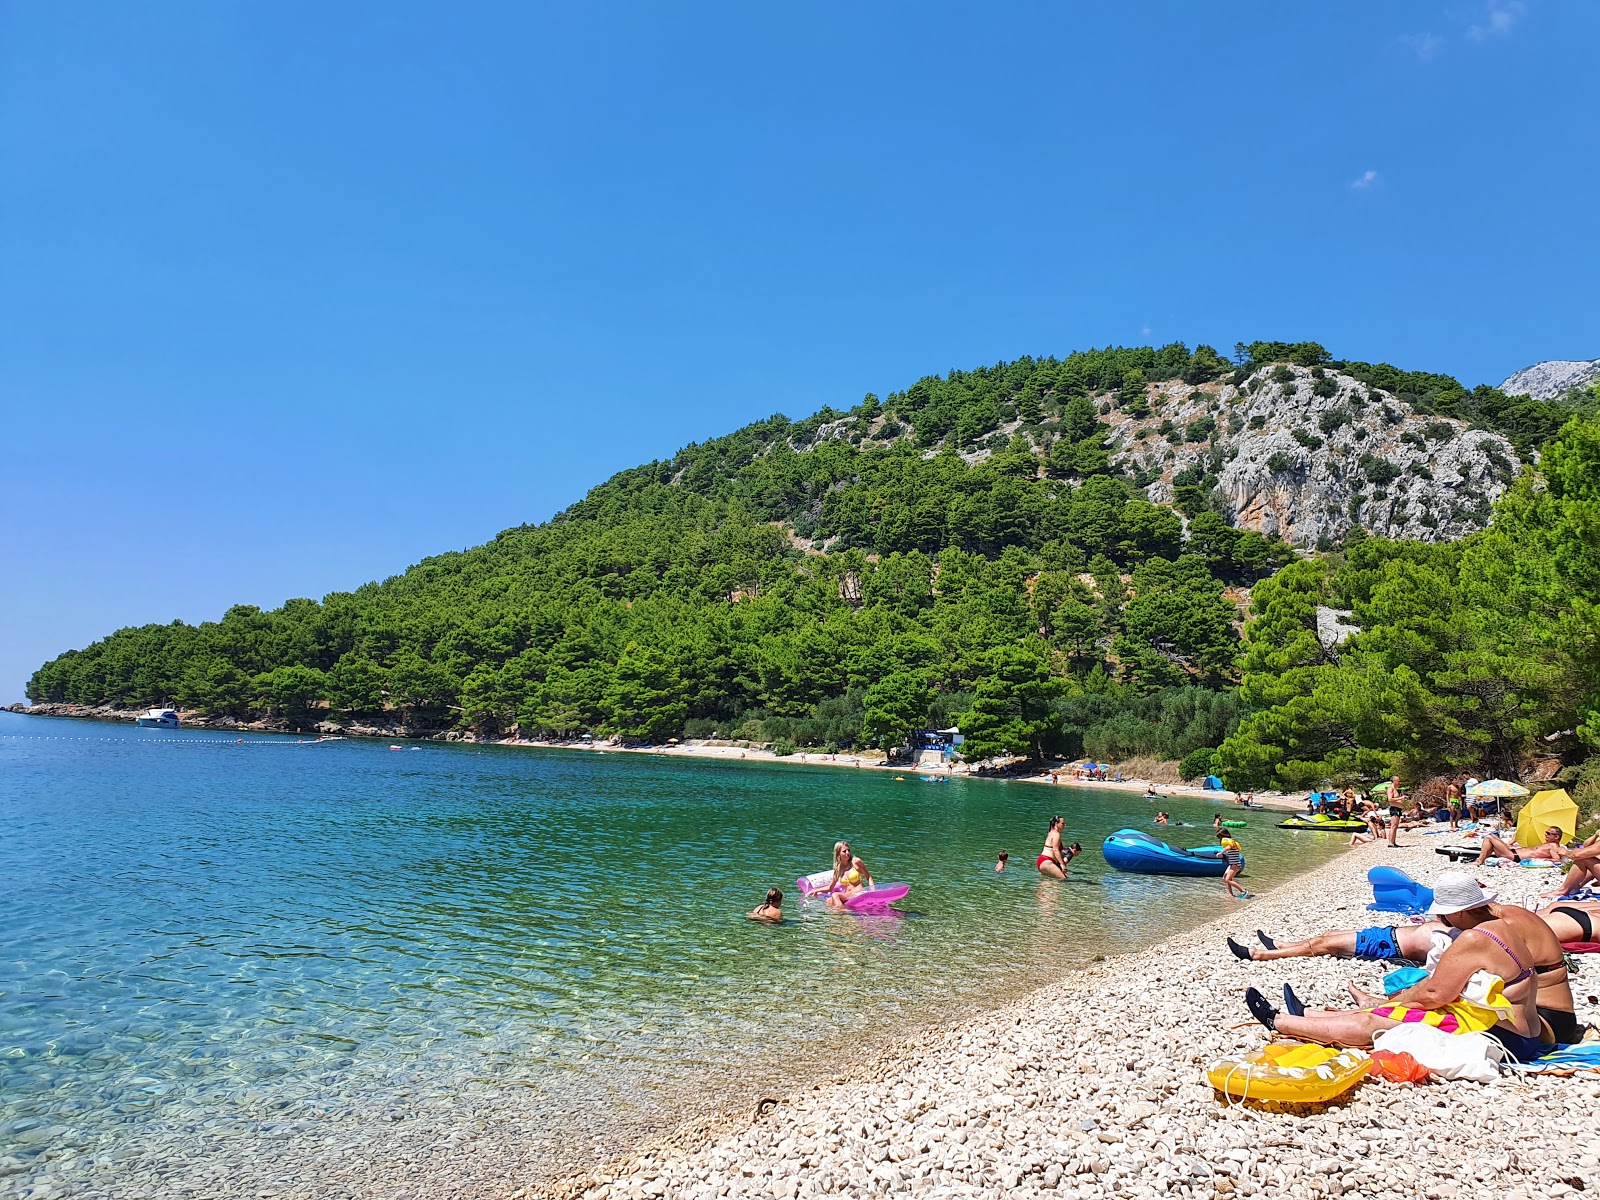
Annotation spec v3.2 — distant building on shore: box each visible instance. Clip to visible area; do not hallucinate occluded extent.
[911,727,964,761]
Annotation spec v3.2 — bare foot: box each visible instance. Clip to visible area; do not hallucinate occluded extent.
[1345,981,1382,1006]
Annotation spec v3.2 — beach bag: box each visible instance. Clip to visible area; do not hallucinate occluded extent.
[1372,1025,1505,1082]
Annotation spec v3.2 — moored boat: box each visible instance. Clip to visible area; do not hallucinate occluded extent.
[1278,814,1368,832]
[1101,828,1237,877]
[134,707,180,728]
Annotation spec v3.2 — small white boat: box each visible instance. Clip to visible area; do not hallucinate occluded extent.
[135,708,180,729]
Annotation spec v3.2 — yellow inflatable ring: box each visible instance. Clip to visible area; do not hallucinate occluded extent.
[1206,1041,1371,1104]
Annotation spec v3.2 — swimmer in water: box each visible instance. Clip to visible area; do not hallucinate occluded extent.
[1155,812,1170,825]
[995,850,1009,872]
[747,888,783,922]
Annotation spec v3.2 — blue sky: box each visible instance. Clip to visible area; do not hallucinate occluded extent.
[2,1,1596,701]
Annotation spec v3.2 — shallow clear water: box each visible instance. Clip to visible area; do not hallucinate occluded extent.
[0,712,1341,1194]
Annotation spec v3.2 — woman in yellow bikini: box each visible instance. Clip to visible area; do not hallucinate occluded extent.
[825,856,875,908]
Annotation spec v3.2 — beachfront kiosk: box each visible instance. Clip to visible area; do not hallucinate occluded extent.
[910,727,964,765]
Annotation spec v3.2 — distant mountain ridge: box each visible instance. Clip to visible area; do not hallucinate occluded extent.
[1500,358,1600,401]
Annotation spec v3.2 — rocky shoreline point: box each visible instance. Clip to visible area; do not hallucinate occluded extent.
[531,841,1598,1200]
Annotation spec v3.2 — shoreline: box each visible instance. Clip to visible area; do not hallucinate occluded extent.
[5,703,1307,809]
[533,839,1597,1200]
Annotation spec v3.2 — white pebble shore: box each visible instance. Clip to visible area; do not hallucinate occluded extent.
[532,840,1599,1200]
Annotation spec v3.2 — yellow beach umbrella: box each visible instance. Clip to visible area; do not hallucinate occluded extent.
[1466,778,1529,798]
[1516,789,1579,848]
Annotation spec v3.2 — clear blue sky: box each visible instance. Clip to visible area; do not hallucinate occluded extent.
[3,2,1596,702]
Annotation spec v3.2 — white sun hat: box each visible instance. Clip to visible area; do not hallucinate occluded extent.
[1428,871,1496,916]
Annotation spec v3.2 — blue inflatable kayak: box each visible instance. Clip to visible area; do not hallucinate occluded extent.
[1101,828,1239,877]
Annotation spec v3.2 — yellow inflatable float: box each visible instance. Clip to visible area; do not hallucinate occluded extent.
[1206,1041,1371,1104]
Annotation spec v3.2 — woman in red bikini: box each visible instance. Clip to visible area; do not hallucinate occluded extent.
[1036,817,1080,879]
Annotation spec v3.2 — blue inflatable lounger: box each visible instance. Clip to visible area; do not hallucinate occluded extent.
[1368,866,1433,915]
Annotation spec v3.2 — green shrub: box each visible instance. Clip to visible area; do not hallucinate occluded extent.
[1318,407,1350,435]
[1271,365,1296,386]
[1424,420,1456,442]
[771,737,798,757]
[1409,462,1433,480]
[1248,414,1266,429]
[1313,377,1339,399]
[1186,416,1216,442]
[1360,454,1402,485]
[1292,428,1323,450]
[1266,451,1297,473]
[1178,746,1219,781]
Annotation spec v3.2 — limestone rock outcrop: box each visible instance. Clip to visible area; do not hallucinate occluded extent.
[1112,365,1517,545]
[1499,357,1600,401]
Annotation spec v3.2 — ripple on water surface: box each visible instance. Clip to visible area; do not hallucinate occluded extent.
[0,713,1341,1194]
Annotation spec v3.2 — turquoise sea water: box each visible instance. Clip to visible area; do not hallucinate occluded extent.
[0,712,1342,1195]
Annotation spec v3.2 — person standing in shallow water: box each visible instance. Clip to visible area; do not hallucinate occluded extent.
[1221,833,1246,898]
[1036,817,1079,879]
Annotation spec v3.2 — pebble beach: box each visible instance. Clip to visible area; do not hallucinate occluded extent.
[537,838,1598,1200]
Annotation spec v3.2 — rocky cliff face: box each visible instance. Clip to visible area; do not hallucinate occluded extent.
[1111,365,1517,546]
[1499,358,1600,401]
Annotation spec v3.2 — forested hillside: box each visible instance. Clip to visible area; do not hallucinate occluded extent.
[25,342,1600,795]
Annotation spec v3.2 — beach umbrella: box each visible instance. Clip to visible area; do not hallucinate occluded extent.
[1515,789,1579,848]
[1369,782,1392,795]
[1467,778,1529,798]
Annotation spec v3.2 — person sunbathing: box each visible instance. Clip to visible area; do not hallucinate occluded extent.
[1241,872,1554,1061]
[1540,899,1600,944]
[1474,826,1568,866]
[1227,922,1445,965]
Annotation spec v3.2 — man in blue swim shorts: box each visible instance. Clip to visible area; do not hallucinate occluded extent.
[1226,921,1443,963]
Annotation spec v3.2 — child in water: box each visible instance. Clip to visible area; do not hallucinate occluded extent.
[995,850,1009,872]
[747,888,783,922]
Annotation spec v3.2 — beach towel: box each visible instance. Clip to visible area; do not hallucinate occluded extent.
[1561,941,1600,954]
[1504,1044,1600,1074]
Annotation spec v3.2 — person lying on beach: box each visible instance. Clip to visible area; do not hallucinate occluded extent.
[1540,899,1600,945]
[1228,922,1446,965]
[995,850,1009,872]
[1243,873,1569,1059]
[1474,827,1568,866]
[747,888,784,922]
